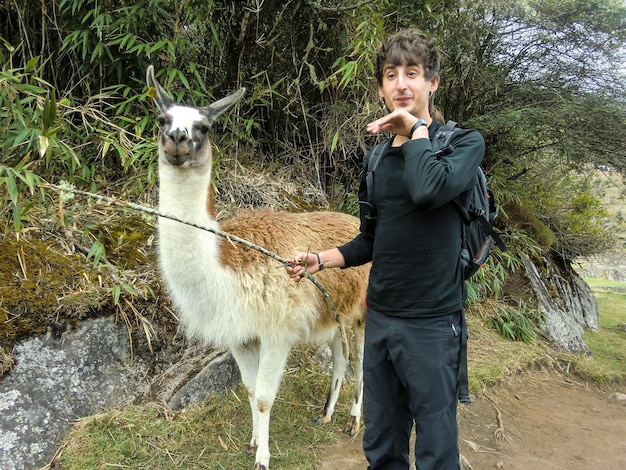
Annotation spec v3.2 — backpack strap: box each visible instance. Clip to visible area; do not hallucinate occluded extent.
[358,138,392,220]
[433,120,458,158]
[476,214,508,251]
[458,309,471,404]
[366,138,392,174]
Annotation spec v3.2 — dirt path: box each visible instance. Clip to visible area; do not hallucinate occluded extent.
[316,370,626,469]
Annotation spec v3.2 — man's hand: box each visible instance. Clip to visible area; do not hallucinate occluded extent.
[285,252,318,282]
[366,109,429,139]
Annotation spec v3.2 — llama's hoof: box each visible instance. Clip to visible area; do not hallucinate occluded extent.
[252,463,267,470]
[343,416,360,436]
[243,444,257,455]
[312,415,330,425]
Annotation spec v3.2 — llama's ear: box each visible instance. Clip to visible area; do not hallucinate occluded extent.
[204,88,245,123]
[146,65,175,112]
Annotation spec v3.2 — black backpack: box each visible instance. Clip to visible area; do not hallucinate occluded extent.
[361,120,507,280]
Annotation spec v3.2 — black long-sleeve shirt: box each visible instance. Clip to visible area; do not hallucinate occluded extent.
[338,120,484,317]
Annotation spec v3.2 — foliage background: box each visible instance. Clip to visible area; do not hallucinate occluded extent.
[1,0,625,299]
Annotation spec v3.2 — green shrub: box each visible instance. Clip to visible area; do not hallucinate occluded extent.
[489,300,541,343]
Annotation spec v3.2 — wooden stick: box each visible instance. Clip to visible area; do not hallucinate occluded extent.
[41,183,343,325]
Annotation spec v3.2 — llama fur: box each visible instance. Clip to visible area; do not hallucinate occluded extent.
[147,65,369,470]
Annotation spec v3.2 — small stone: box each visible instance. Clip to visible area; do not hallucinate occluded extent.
[607,392,626,405]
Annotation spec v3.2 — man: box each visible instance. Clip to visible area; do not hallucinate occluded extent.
[286,29,484,469]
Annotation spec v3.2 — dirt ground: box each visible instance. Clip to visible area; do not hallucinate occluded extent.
[316,369,626,470]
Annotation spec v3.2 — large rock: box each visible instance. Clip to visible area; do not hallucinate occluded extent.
[0,317,150,470]
[167,349,240,410]
[0,316,242,470]
[523,255,598,354]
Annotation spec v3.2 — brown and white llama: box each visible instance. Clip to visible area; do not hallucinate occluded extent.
[147,66,369,470]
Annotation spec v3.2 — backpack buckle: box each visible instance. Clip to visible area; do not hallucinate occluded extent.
[357,200,377,221]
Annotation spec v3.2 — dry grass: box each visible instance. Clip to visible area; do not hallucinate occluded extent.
[44,349,341,470]
[215,165,331,219]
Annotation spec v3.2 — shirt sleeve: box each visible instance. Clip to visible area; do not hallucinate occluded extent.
[401,128,485,210]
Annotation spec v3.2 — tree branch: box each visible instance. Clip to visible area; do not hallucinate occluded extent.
[312,0,377,13]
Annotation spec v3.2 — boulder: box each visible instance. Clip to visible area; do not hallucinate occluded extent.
[523,255,599,354]
[0,316,240,470]
[0,317,149,470]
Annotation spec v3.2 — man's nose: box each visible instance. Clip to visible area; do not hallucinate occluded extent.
[396,74,407,90]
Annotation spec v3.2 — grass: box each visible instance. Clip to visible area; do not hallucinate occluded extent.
[43,280,626,470]
[49,349,343,470]
[584,277,626,289]
[467,309,544,393]
[571,279,626,382]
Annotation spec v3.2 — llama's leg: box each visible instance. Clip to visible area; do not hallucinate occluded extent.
[251,341,291,470]
[314,326,348,426]
[344,315,365,436]
[231,341,261,454]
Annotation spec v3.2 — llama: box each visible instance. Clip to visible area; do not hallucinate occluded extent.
[146,65,369,470]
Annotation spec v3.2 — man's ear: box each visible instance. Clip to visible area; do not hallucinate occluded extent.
[430,76,440,93]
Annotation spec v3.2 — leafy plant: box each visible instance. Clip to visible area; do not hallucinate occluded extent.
[0,162,42,231]
[0,0,624,302]
[489,300,541,343]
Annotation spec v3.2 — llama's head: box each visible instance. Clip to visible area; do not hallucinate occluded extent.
[146,65,245,168]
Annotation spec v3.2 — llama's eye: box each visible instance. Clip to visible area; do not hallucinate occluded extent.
[196,124,211,134]
[157,116,166,126]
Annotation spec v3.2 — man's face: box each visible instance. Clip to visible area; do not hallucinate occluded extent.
[379,62,438,117]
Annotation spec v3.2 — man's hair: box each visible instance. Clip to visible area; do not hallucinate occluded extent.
[375,29,440,87]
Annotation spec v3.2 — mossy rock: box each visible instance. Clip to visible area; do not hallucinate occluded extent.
[0,234,104,350]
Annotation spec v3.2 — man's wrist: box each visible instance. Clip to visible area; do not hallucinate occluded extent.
[314,252,324,270]
[408,118,428,137]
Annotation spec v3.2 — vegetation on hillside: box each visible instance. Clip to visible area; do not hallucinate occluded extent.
[1,0,625,346]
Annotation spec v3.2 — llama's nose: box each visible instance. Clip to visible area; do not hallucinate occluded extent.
[169,128,188,144]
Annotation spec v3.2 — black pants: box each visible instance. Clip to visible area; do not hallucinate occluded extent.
[363,309,462,470]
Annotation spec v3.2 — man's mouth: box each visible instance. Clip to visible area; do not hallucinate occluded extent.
[395,95,413,103]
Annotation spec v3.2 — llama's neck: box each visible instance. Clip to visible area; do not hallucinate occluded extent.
[158,164,214,226]
[157,161,244,346]
[157,161,224,270]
